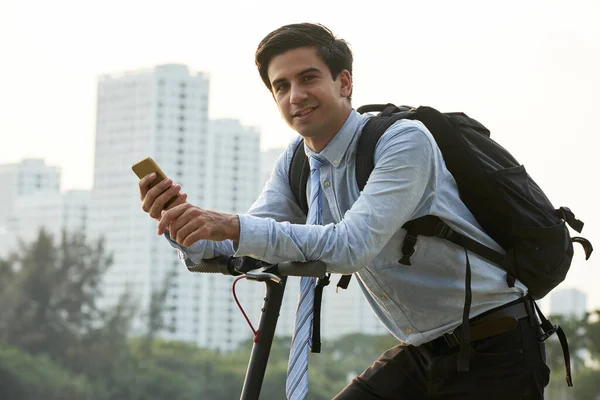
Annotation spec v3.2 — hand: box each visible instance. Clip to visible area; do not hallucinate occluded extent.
[139,173,188,221]
[157,203,240,246]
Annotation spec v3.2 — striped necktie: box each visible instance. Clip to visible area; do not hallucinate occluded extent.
[286,154,327,400]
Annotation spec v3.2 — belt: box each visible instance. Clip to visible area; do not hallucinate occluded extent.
[426,299,532,351]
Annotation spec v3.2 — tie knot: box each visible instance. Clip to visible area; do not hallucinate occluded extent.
[309,154,327,171]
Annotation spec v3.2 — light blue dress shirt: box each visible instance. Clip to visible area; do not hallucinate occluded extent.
[167,109,526,346]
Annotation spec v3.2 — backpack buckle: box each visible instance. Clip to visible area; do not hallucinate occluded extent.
[435,222,453,239]
[399,234,418,266]
[538,324,558,342]
[443,331,460,348]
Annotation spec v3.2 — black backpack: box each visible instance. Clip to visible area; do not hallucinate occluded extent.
[289,104,593,382]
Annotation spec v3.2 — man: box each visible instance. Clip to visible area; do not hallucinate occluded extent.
[139,23,550,399]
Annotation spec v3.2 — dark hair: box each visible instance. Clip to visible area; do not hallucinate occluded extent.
[255,23,353,99]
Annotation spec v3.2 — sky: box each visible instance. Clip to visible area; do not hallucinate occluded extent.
[0,0,598,309]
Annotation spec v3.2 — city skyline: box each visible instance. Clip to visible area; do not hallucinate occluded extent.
[1,0,598,310]
[0,62,385,350]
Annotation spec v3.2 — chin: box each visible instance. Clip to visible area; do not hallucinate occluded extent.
[294,125,317,138]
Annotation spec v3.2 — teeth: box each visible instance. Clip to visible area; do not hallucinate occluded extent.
[297,108,314,116]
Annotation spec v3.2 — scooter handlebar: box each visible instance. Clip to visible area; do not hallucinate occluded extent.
[187,256,327,279]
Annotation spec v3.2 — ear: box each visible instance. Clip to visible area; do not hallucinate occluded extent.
[338,70,352,98]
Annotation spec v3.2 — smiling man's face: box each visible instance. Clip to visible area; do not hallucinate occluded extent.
[267,46,352,151]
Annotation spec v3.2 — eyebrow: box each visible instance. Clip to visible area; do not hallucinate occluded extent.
[271,67,322,88]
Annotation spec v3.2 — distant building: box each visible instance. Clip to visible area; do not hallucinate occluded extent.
[4,190,90,253]
[0,158,60,226]
[550,288,588,318]
[207,119,262,213]
[90,64,262,350]
[0,159,63,257]
[260,147,285,189]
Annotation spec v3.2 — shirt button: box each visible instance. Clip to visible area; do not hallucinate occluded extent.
[323,180,331,188]
[405,328,412,334]
[380,295,388,301]
[333,160,339,166]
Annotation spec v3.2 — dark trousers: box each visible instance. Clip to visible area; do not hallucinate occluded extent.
[334,315,551,399]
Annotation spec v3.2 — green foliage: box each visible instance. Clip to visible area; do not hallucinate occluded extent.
[544,311,600,400]
[0,346,94,400]
[1,229,599,399]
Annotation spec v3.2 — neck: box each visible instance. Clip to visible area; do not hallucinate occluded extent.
[304,107,352,152]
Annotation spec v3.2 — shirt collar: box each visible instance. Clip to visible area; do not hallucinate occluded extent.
[304,109,365,168]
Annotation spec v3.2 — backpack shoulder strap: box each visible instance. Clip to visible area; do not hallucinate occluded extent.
[289,139,310,216]
[355,108,411,191]
[335,106,412,291]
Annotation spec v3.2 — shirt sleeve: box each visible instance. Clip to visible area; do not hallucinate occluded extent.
[164,137,307,265]
[234,120,436,274]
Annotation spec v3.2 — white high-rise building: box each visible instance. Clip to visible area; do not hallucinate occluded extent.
[199,118,263,350]
[91,64,263,350]
[0,159,60,226]
[550,288,588,318]
[206,119,261,213]
[0,159,62,258]
[260,147,286,189]
[4,190,90,255]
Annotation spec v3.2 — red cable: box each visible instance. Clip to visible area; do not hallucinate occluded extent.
[232,276,261,343]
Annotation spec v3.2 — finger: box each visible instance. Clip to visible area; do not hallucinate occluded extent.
[149,184,181,219]
[173,212,202,245]
[143,178,173,217]
[165,192,187,210]
[166,193,188,234]
[158,203,189,235]
[138,173,157,200]
[169,204,196,239]
[182,227,210,247]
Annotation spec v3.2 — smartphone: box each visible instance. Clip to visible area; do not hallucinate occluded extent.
[132,157,179,208]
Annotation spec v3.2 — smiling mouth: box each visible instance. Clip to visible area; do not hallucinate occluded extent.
[294,106,317,119]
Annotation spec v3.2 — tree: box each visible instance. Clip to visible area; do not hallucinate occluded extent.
[0,346,94,400]
[140,269,175,357]
[544,311,600,400]
[0,228,113,362]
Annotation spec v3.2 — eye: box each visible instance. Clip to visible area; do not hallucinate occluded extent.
[303,75,316,82]
[275,82,289,92]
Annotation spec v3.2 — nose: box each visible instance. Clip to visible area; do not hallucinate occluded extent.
[289,82,307,105]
